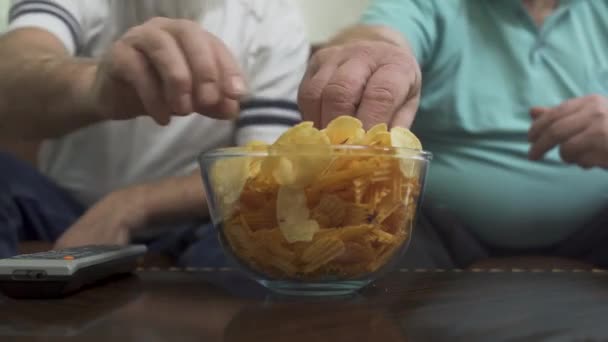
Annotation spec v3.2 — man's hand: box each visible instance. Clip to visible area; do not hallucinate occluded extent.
[54,172,207,249]
[298,40,421,129]
[54,187,148,249]
[528,95,608,169]
[93,17,247,125]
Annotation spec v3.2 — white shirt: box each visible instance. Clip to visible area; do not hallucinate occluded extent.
[7,0,309,205]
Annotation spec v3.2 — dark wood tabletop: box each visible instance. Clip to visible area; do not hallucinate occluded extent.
[2,267,608,341]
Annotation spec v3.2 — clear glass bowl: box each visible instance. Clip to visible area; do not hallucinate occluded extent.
[199,145,431,296]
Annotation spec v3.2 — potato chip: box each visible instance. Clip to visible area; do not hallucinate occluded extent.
[390,127,422,150]
[272,156,296,185]
[268,146,332,188]
[311,195,348,228]
[333,242,376,265]
[357,123,388,145]
[241,207,277,231]
[277,187,320,243]
[210,156,250,216]
[371,229,397,244]
[343,204,373,226]
[275,121,327,146]
[318,224,375,241]
[301,238,346,273]
[367,131,392,147]
[245,140,269,148]
[369,241,402,272]
[322,116,365,144]
[391,127,423,178]
[215,115,425,281]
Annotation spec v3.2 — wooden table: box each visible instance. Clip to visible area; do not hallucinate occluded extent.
[2,268,608,341]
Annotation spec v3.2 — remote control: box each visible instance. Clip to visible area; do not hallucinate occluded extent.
[0,245,147,299]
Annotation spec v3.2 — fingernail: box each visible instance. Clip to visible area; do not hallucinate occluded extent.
[230,76,247,96]
[200,83,220,105]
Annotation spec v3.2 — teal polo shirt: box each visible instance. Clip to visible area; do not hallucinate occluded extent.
[362,0,608,248]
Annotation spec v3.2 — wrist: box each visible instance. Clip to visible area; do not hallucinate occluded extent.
[114,184,153,229]
[330,25,409,49]
[68,60,104,122]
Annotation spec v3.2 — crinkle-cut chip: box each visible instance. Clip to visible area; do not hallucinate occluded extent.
[210,156,250,215]
[223,222,255,257]
[240,184,278,209]
[374,201,402,224]
[333,242,376,265]
[301,238,346,273]
[369,240,402,272]
[267,257,298,276]
[241,208,277,232]
[312,195,348,228]
[382,204,409,235]
[255,229,297,261]
[322,116,365,144]
[344,204,374,226]
[309,162,378,195]
[371,229,397,244]
[318,224,375,242]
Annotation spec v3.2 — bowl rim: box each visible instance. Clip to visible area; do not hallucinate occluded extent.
[199,144,433,161]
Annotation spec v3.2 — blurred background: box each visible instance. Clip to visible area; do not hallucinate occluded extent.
[0,0,371,43]
[0,0,6,30]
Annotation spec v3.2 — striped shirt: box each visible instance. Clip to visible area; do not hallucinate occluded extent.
[7,0,309,205]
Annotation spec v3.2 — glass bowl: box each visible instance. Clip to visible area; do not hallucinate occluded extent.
[199,144,431,296]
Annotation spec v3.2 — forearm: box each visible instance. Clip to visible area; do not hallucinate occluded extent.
[138,172,209,226]
[329,25,413,51]
[0,29,100,140]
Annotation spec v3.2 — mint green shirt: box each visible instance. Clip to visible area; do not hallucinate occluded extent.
[363,0,608,248]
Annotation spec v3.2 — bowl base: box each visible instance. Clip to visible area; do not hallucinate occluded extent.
[258,280,370,297]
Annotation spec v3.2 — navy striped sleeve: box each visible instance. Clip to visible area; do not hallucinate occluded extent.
[236,98,302,145]
[9,0,83,53]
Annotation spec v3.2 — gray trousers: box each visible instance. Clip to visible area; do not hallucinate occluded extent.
[401,200,608,269]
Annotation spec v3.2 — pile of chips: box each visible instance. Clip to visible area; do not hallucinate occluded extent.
[210,116,424,280]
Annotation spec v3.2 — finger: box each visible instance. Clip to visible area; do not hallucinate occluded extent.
[356,63,410,130]
[212,98,240,117]
[559,127,594,165]
[528,111,590,160]
[577,151,608,169]
[320,58,373,128]
[162,21,222,111]
[210,34,247,100]
[126,27,193,115]
[529,98,585,142]
[530,107,549,120]
[298,53,341,128]
[391,93,420,128]
[576,152,599,170]
[110,42,171,125]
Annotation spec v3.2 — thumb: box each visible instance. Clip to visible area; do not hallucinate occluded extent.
[530,107,550,120]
